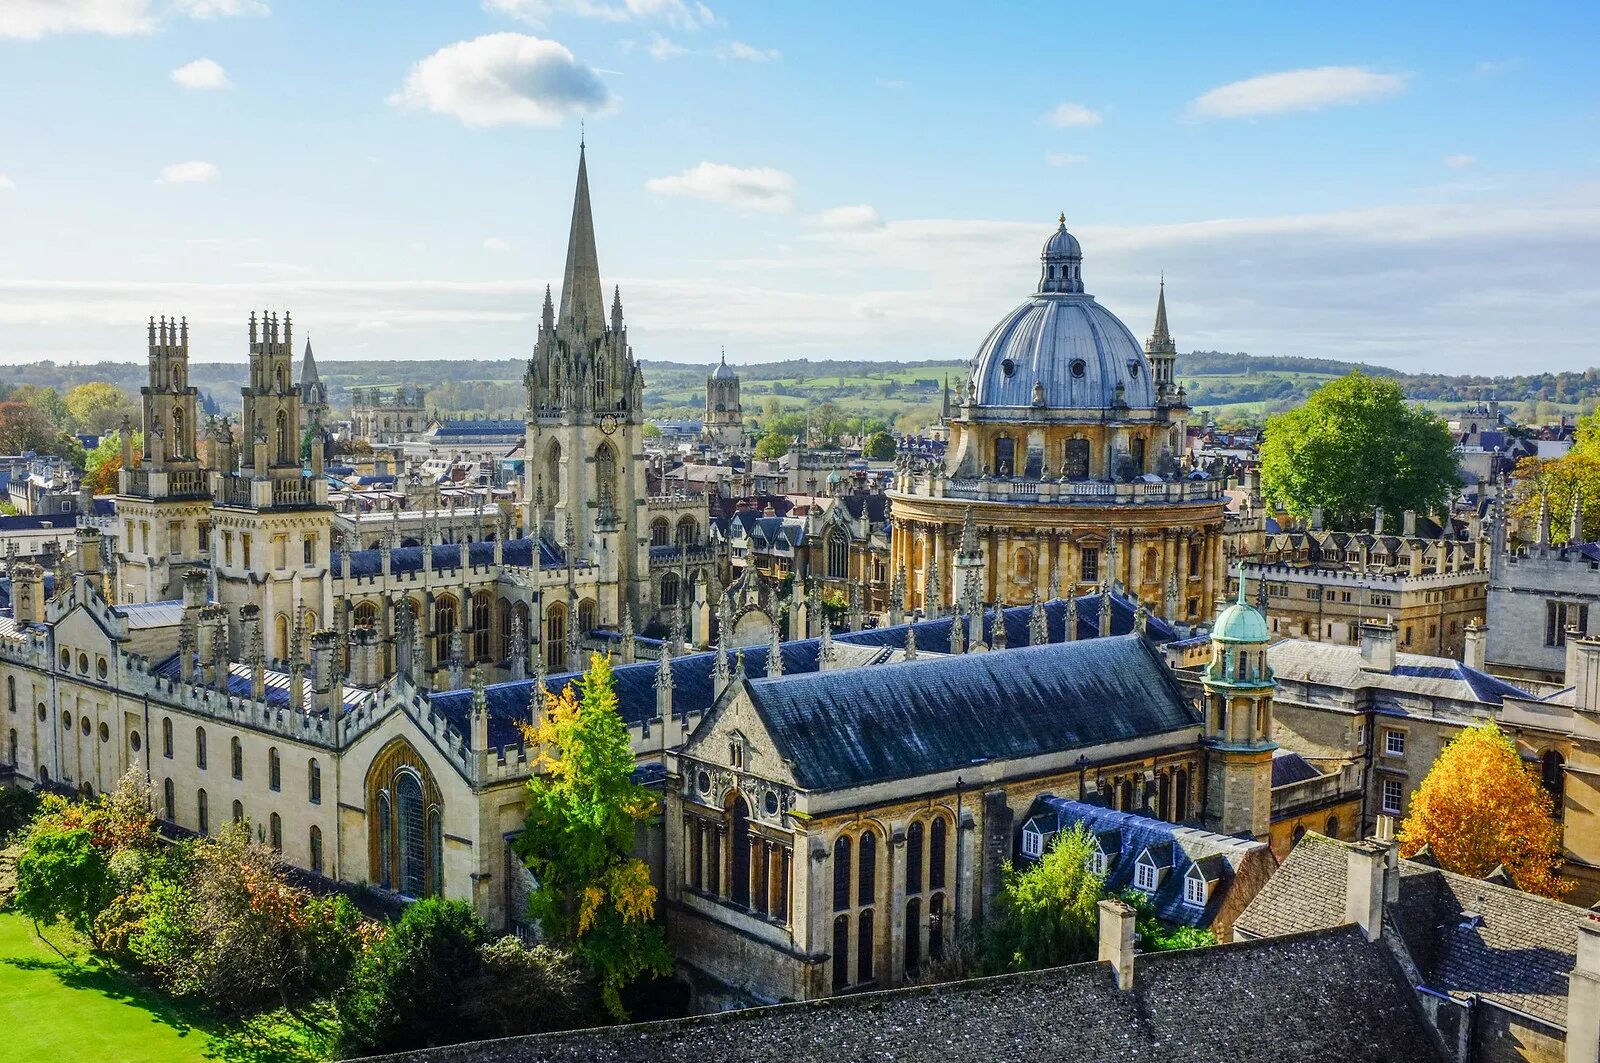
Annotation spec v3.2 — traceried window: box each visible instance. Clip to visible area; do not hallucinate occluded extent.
[397,771,426,897]
[827,532,848,580]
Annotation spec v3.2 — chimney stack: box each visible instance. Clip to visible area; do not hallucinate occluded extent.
[1344,841,1387,942]
[1097,899,1137,991]
[1358,618,1398,674]
[349,627,379,688]
[1570,915,1600,1063]
[11,562,44,626]
[1462,619,1487,671]
[1567,634,1600,715]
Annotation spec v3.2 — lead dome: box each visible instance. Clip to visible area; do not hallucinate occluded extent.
[968,215,1156,412]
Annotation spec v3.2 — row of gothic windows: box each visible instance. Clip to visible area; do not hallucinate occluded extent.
[649,516,703,548]
[684,793,793,925]
[829,816,952,989]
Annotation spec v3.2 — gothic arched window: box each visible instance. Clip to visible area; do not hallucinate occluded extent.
[833,836,852,912]
[310,826,324,875]
[827,532,848,579]
[397,771,426,897]
[651,518,670,547]
[728,793,751,908]
[595,442,617,510]
[929,817,947,891]
[906,820,925,896]
[544,441,562,507]
[578,599,596,635]
[545,603,567,672]
[675,517,699,547]
[472,591,492,662]
[275,410,289,464]
[162,777,174,821]
[660,572,681,608]
[433,595,457,666]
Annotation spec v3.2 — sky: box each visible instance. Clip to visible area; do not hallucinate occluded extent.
[0,0,1597,375]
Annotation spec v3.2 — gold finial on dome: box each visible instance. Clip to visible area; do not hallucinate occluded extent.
[1058,212,1066,226]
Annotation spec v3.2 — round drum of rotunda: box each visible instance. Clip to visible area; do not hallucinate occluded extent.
[888,215,1227,620]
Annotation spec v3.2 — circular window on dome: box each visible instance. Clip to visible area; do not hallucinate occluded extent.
[1070,359,1086,379]
[1128,361,1141,377]
[1000,357,1016,378]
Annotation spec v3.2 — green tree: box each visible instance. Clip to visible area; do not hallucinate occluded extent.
[982,824,1104,973]
[459,937,598,1039]
[1259,372,1459,529]
[753,432,790,461]
[514,653,672,1018]
[337,898,488,1054]
[83,429,141,495]
[642,421,662,439]
[0,400,60,453]
[863,431,896,461]
[13,827,114,937]
[1116,888,1216,951]
[64,381,136,435]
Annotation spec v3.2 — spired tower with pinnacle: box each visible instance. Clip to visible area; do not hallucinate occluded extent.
[115,316,212,603]
[299,337,330,435]
[210,311,334,660]
[523,144,649,634]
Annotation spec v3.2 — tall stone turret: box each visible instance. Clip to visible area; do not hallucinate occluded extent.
[1200,572,1276,840]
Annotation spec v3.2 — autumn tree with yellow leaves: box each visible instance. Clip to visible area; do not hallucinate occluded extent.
[1397,721,1569,898]
[514,652,671,1018]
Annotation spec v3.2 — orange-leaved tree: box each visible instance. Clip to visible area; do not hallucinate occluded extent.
[1397,721,1568,897]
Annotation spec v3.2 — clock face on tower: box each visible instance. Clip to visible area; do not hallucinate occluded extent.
[599,413,619,435]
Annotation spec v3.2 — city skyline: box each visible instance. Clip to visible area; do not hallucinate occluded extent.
[0,0,1596,372]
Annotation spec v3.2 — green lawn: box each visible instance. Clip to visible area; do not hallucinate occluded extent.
[0,911,332,1063]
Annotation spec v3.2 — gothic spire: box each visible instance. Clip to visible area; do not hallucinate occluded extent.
[300,337,321,388]
[558,143,607,335]
[1147,275,1173,353]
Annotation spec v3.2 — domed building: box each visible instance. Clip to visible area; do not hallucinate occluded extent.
[889,215,1226,621]
[703,349,744,448]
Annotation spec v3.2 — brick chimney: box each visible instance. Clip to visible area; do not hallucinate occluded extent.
[1570,914,1600,1063]
[1097,899,1137,990]
[1462,619,1486,671]
[1359,618,1398,674]
[1344,840,1387,942]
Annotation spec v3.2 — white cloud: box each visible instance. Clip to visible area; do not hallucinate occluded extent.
[647,33,685,59]
[715,40,778,62]
[482,237,511,252]
[1443,153,1476,170]
[1046,152,1087,168]
[0,0,153,39]
[1189,67,1408,119]
[645,162,795,213]
[156,160,219,184]
[0,174,15,192]
[1042,102,1101,128]
[807,205,882,232]
[171,58,231,90]
[389,33,614,128]
[484,0,716,30]
[874,77,905,90]
[170,0,268,15]
[1473,58,1519,78]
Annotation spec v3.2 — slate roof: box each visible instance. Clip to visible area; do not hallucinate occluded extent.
[430,418,524,438]
[1019,798,1267,928]
[745,636,1198,791]
[1271,749,1325,787]
[1235,832,1585,1029]
[150,656,377,714]
[334,535,563,579]
[425,590,1175,752]
[350,924,1443,1063]
[1267,640,1533,707]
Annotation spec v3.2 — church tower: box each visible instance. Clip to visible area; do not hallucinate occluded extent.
[1200,575,1276,840]
[703,349,743,448]
[211,311,333,659]
[523,144,649,633]
[115,316,212,603]
[299,338,330,435]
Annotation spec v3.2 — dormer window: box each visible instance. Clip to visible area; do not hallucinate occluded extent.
[1020,816,1055,859]
[1134,858,1158,892]
[1089,845,1108,877]
[1184,865,1210,906]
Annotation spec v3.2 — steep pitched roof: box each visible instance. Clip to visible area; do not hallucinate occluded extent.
[349,925,1443,1063]
[1021,798,1268,928]
[745,636,1198,791]
[1236,832,1585,1029]
[1266,640,1532,707]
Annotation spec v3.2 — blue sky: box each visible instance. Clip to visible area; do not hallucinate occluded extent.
[0,0,1597,374]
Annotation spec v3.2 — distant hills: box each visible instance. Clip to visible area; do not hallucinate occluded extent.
[4,351,1596,428]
